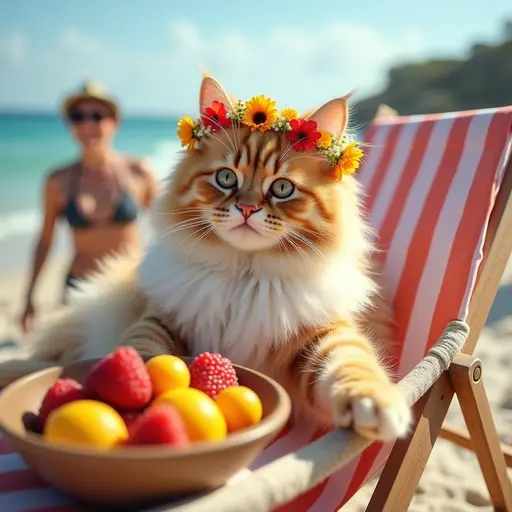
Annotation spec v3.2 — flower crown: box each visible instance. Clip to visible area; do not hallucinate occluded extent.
[177,95,364,180]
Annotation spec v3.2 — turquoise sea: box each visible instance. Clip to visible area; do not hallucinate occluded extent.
[0,112,182,244]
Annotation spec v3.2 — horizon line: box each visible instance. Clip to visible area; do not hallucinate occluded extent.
[0,106,183,119]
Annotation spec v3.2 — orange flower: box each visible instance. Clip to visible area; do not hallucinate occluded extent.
[177,115,196,150]
[333,143,364,180]
[316,130,333,149]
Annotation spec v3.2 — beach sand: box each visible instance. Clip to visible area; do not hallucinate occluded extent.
[0,255,511,511]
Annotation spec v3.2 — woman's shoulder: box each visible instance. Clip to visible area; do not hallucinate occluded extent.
[118,154,155,180]
[47,161,80,183]
[39,162,79,206]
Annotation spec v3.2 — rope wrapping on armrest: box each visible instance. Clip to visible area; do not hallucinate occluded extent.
[398,320,469,405]
[153,320,470,512]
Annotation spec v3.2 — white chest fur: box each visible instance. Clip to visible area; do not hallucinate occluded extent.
[137,241,375,367]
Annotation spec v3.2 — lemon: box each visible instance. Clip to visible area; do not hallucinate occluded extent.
[146,355,190,396]
[44,400,129,449]
[215,386,263,432]
[152,388,227,442]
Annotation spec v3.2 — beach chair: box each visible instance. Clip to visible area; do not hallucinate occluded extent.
[1,105,512,512]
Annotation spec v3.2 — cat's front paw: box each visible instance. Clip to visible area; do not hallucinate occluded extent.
[327,379,412,441]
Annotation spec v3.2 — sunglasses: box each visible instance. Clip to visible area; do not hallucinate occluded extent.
[68,110,112,124]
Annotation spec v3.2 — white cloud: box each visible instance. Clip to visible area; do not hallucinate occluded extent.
[165,20,426,112]
[0,32,27,68]
[59,27,112,58]
[0,21,426,114]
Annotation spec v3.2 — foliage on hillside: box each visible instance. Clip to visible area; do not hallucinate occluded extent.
[352,23,512,128]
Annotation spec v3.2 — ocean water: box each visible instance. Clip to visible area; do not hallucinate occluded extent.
[0,113,183,244]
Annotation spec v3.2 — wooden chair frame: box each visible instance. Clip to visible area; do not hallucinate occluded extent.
[366,147,512,511]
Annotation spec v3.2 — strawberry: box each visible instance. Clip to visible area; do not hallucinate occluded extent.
[85,347,152,410]
[119,411,143,435]
[38,378,88,425]
[128,405,189,447]
[188,352,238,399]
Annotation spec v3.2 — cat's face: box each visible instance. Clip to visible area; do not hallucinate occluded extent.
[172,128,339,252]
[163,76,362,258]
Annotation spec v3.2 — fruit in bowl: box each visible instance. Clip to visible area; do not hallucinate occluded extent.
[0,351,290,505]
[27,348,265,451]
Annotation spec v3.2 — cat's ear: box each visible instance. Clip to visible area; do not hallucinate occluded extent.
[308,93,352,140]
[199,74,234,114]
[300,107,316,120]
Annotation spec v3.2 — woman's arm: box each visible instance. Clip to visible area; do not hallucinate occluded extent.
[21,174,61,332]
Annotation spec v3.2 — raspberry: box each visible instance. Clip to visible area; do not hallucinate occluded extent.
[85,347,152,410]
[188,352,238,399]
[38,378,88,425]
[128,405,189,447]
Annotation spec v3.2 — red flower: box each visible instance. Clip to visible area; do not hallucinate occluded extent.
[286,118,322,151]
[201,101,231,132]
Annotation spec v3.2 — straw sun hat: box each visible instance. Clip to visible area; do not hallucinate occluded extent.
[62,80,120,118]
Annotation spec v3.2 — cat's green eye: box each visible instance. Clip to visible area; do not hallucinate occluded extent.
[215,168,238,189]
[270,178,295,199]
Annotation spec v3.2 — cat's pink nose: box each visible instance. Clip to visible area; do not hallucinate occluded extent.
[236,203,261,219]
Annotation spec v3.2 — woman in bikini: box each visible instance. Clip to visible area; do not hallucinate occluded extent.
[20,80,159,333]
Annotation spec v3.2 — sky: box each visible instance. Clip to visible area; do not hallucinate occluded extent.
[0,0,511,117]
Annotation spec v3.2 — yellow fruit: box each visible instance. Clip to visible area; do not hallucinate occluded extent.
[152,388,227,442]
[44,400,128,449]
[146,355,191,396]
[215,386,263,432]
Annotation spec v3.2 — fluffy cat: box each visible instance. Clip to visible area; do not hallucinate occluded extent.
[0,76,411,441]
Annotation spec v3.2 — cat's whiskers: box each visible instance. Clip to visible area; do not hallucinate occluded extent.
[201,114,238,154]
[359,141,383,150]
[185,225,216,264]
[202,131,234,155]
[279,138,295,162]
[234,118,242,150]
[166,220,211,235]
[163,222,213,252]
[288,230,326,261]
[280,137,308,162]
[285,153,327,165]
[164,209,212,217]
[277,238,296,273]
[295,224,333,244]
[284,235,314,266]
[148,206,212,216]
[159,217,211,237]
[168,214,210,228]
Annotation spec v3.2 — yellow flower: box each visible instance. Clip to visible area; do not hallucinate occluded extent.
[333,143,364,180]
[317,130,333,149]
[177,115,196,150]
[242,95,278,132]
[280,108,298,121]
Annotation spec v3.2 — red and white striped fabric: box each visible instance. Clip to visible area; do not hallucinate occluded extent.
[1,106,512,511]
[252,105,512,512]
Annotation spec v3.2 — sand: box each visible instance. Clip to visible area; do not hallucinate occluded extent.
[1,255,511,511]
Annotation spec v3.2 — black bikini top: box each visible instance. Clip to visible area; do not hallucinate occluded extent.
[61,166,139,229]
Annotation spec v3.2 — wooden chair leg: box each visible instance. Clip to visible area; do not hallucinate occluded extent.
[449,353,512,511]
[366,354,512,512]
[366,372,456,511]
[440,423,512,468]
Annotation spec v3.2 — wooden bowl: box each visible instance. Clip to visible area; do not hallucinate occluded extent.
[0,357,291,506]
